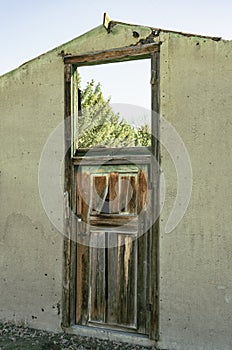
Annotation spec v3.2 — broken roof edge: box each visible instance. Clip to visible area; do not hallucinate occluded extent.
[158,27,221,41]
[0,20,228,80]
[106,19,223,41]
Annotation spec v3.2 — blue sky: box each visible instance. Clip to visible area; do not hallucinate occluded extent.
[1,1,231,109]
[1,0,231,76]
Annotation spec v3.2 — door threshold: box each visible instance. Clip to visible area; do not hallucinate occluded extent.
[63,325,156,347]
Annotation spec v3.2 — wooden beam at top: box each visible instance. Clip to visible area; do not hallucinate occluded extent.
[63,43,160,65]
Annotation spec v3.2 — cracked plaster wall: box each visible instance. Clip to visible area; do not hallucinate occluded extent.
[158,32,232,350]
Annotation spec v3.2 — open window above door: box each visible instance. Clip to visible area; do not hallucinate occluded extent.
[71,58,152,156]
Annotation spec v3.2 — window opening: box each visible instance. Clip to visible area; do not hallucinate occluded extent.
[74,59,151,151]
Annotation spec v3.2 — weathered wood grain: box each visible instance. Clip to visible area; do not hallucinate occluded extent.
[75,164,153,335]
[91,175,108,214]
[150,51,160,339]
[76,171,91,324]
[107,234,137,328]
[128,176,137,214]
[138,171,148,214]
[109,172,119,214]
[89,233,106,323]
[90,215,138,230]
[64,43,160,66]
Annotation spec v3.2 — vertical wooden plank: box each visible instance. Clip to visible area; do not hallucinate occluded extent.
[107,234,137,328]
[150,51,160,340]
[77,170,91,245]
[71,66,79,157]
[137,210,148,334]
[137,166,153,335]
[128,175,137,214]
[76,170,90,324]
[80,171,90,226]
[151,52,160,160]
[119,175,128,213]
[91,175,108,214]
[69,165,77,325]
[119,235,137,327]
[107,234,118,324]
[89,232,106,323]
[120,175,137,214]
[76,243,90,325]
[138,170,148,214]
[76,170,82,218]
[109,172,119,214]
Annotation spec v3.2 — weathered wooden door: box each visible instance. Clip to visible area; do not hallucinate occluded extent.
[76,162,152,334]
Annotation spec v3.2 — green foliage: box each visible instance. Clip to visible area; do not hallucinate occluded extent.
[78,78,151,148]
[136,124,152,147]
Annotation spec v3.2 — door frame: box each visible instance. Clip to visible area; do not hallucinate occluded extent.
[62,43,160,343]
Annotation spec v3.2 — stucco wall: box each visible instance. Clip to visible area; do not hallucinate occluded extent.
[0,24,153,332]
[2,22,232,349]
[159,33,232,350]
[0,45,66,331]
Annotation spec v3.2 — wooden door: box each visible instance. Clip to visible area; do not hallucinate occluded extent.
[76,163,151,334]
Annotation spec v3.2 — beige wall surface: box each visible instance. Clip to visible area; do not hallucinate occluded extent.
[1,21,232,349]
[159,32,232,350]
[0,24,153,332]
[0,45,65,332]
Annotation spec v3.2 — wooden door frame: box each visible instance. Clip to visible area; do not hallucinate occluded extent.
[62,43,160,342]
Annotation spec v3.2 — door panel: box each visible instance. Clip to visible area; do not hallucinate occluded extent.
[89,232,106,323]
[107,234,137,328]
[76,164,150,334]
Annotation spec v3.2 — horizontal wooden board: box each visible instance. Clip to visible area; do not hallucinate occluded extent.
[90,214,138,230]
[64,43,160,66]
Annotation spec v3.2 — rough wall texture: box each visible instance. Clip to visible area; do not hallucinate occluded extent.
[1,21,232,349]
[0,23,152,332]
[159,33,232,350]
[0,46,65,332]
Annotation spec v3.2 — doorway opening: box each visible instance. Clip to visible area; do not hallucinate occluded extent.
[63,46,160,342]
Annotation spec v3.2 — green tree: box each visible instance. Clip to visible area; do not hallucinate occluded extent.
[78,78,151,148]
